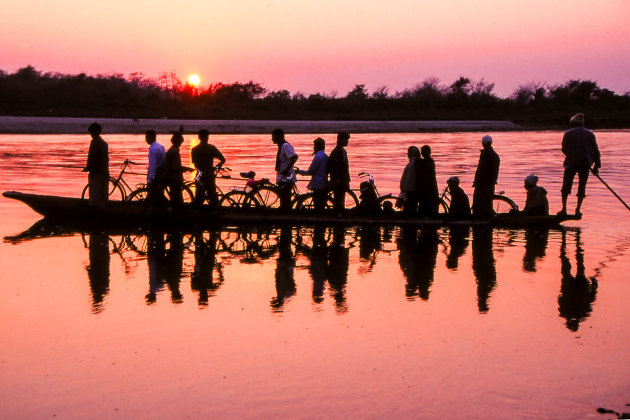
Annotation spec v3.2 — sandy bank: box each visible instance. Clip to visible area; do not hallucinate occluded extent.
[0,116,519,134]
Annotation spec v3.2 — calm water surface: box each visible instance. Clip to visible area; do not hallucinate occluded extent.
[1,131,629,419]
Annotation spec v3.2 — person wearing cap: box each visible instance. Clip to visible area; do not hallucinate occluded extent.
[446,176,471,219]
[145,129,166,205]
[559,113,601,217]
[83,122,109,207]
[191,129,226,208]
[164,128,193,208]
[416,145,439,217]
[520,174,549,216]
[271,128,299,211]
[472,135,500,217]
[327,132,351,215]
[398,146,420,216]
[297,137,328,212]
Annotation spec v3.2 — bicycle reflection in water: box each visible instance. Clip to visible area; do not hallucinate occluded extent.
[73,223,602,330]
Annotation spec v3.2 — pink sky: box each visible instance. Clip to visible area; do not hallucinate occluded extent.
[1,0,629,97]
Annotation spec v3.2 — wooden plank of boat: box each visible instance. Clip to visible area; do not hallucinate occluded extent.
[3,191,580,228]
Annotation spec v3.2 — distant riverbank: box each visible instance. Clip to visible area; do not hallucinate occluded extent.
[0,116,521,134]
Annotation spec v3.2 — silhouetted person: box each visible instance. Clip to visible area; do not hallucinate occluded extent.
[191,231,223,307]
[522,228,549,272]
[520,174,549,216]
[327,132,351,215]
[163,232,184,303]
[399,146,420,216]
[327,226,349,312]
[87,231,110,313]
[271,226,296,311]
[559,113,601,217]
[271,128,299,211]
[472,135,500,217]
[558,229,597,332]
[398,227,439,300]
[297,137,328,213]
[192,129,225,208]
[83,122,109,207]
[164,129,193,208]
[145,129,166,205]
[446,226,469,270]
[446,176,471,219]
[146,232,166,304]
[472,227,496,313]
[416,145,439,217]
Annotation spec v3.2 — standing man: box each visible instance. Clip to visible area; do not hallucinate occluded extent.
[559,113,601,217]
[327,132,351,215]
[472,135,500,217]
[416,145,439,217]
[164,130,193,208]
[145,130,166,205]
[297,137,328,212]
[192,129,226,208]
[83,122,109,207]
[271,128,298,211]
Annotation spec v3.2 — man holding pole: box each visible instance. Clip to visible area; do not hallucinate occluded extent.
[558,113,601,217]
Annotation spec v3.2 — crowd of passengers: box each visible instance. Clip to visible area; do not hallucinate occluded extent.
[84,113,600,219]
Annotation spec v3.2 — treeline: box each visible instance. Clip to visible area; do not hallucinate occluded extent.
[1,66,629,127]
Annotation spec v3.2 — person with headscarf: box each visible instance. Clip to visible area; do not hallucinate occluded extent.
[521,174,549,216]
[446,176,471,219]
[398,146,420,216]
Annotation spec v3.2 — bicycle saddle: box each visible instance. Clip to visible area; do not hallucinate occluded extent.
[240,171,256,179]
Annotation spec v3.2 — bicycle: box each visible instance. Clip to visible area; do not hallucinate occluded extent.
[81,159,142,202]
[355,171,398,213]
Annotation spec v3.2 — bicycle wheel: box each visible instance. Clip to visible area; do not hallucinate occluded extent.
[126,187,149,203]
[81,177,125,201]
[492,194,519,214]
[294,193,334,210]
[247,186,281,209]
[219,190,252,208]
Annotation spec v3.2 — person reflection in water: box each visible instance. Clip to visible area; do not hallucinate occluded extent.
[87,231,110,313]
[271,226,296,311]
[191,231,223,307]
[146,232,166,304]
[398,227,439,300]
[446,227,469,270]
[472,227,496,313]
[163,232,184,304]
[522,228,549,272]
[558,229,598,332]
[308,225,328,304]
[327,226,349,312]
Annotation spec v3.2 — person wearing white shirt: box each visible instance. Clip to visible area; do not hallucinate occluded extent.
[271,128,298,211]
[145,130,166,204]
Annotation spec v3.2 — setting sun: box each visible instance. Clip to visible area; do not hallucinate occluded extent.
[187,74,201,87]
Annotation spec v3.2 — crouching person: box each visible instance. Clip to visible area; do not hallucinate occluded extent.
[520,174,549,216]
[446,176,471,219]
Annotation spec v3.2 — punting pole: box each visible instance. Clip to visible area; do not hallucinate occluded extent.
[592,169,630,213]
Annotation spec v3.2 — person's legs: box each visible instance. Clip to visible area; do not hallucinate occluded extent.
[559,167,577,215]
[333,185,346,214]
[278,181,293,211]
[313,189,327,213]
[575,166,590,215]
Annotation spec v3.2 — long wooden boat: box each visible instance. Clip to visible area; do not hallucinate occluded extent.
[3,191,580,228]
[2,191,580,228]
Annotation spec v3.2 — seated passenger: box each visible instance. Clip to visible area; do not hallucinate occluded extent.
[447,176,471,219]
[521,174,549,216]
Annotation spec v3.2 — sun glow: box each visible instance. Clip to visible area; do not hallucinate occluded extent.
[187,74,201,87]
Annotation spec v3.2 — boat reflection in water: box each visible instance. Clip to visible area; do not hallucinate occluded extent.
[6,221,600,332]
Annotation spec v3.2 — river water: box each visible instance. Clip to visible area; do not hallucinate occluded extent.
[1,130,629,419]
